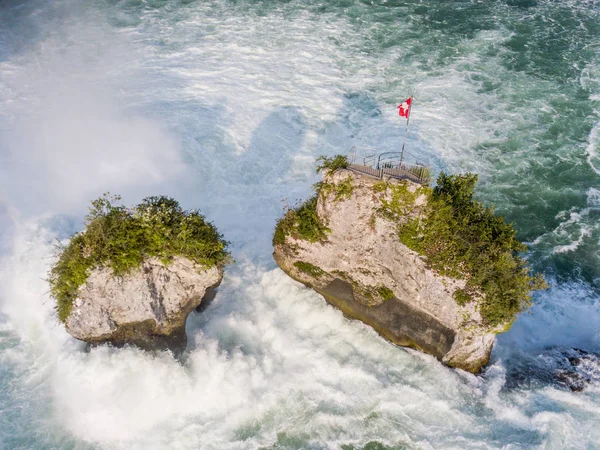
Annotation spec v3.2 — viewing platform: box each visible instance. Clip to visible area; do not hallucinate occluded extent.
[347,148,431,185]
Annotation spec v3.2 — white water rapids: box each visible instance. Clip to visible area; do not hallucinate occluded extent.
[1,1,600,448]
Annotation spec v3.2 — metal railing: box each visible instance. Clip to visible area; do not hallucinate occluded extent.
[376,152,403,170]
[348,163,382,179]
[346,147,431,184]
[348,163,429,184]
[363,154,377,166]
[349,146,378,166]
[383,163,430,184]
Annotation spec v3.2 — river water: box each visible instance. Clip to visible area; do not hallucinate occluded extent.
[0,0,599,448]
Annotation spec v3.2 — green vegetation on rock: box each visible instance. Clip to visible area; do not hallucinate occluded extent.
[274,155,354,246]
[273,194,330,246]
[293,261,326,278]
[452,288,473,306]
[316,154,349,175]
[378,173,547,327]
[317,176,355,203]
[49,194,230,323]
[377,286,395,301]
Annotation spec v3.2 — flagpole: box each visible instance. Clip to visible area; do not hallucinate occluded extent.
[399,95,413,165]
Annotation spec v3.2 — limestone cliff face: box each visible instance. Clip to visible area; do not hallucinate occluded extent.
[273,168,499,373]
[65,257,222,352]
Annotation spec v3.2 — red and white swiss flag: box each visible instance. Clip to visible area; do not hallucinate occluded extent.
[397,97,412,119]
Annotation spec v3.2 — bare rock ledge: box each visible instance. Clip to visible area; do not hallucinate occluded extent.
[65,256,222,353]
[273,169,502,373]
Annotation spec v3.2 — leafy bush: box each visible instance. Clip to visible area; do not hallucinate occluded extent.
[273,209,295,247]
[274,155,353,246]
[49,194,230,322]
[273,195,330,246]
[316,155,349,176]
[380,173,546,327]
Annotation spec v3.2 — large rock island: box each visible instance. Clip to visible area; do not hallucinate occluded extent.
[49,195,229,353]
[273,156,545,373]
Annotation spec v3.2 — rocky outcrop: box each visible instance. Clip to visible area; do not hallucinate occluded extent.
[65,257,222,353]
[552,348,600,391]
[273,168,503,373]
[504,347,600,392]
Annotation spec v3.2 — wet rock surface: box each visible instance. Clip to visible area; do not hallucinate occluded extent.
[553,348,600,391]
[504,347,600,392]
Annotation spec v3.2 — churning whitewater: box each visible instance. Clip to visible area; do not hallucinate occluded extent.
[1,0,600,448]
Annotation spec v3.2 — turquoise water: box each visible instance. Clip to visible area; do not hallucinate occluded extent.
[0,0,599,448]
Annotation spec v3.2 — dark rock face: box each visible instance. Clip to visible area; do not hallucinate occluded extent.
[321,279,456,358]
[553,348,600,392]
[195,281,221,313]
[503,347,600,392]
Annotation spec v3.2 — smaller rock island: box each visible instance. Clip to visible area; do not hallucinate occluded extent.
[273,156,546,373]
[49,194,230,353]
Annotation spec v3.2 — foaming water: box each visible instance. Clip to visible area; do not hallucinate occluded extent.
[588,122,600,175]
[7,223,600,449]
[1,0,600,448]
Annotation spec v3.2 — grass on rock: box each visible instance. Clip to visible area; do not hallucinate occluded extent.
[318,177,355,203]
[377,286,395,301]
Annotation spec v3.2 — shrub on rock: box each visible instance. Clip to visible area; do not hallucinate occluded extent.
[49,194,229,323]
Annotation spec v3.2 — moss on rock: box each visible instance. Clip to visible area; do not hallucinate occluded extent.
[377,286,395,301]
[293,261,326,278]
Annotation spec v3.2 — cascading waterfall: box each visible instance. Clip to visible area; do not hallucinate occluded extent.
[1,0,599,448]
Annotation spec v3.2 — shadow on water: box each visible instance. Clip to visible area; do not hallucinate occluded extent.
[238,106,307,186]
[315,91,444,172]
[0,1,42,63]
[184,106,308,352]
[197,106,309,263]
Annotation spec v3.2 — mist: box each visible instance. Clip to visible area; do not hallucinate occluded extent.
[0,4,187,219]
